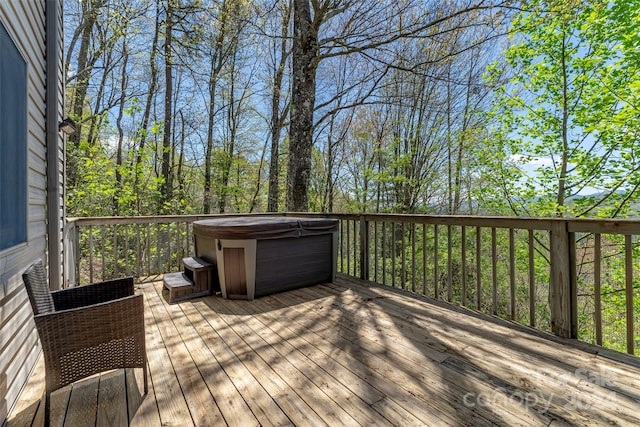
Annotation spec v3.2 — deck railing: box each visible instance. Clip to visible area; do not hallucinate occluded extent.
[65,213,640,355]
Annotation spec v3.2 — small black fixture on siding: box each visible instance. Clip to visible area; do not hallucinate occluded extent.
[58,117,77,135]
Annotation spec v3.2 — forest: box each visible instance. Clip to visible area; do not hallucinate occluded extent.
[63,0,640,219]
[63,0,640,354]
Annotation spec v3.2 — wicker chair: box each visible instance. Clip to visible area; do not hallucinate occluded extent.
[22,261,147,425]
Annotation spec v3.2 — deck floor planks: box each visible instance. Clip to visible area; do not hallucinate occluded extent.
[178,301,292,427]
[312,283,594,424]
[63,376,99,427]
[305,281,639,426]
[5,356,44,427]
[325,279,635,425]
[146,281,261,427]
[221,296,389,426]
[247,291,458,426]
[139,285,194,426]
[96,370,128,427]
[267,287,528,426]
[337,275,640,388]
[142,282,226,426]
[8,275,640,427]
[281,286,540,426]
[261,288,493,426]
[206,296,362,426]
[192,299,329,426]
[48,386,72,427]
[330,277,640,425]
[127,366,161,427]
[127,286,162,427]
[247,295,387,406]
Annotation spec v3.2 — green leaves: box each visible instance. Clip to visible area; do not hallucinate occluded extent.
[481,0,640,218]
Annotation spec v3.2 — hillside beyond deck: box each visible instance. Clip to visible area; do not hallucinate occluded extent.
[7,274,640,426]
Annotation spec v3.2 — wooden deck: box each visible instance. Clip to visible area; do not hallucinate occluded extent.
[7,274,640,426]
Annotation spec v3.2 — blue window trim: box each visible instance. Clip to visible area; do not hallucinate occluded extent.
[0,21,28,252]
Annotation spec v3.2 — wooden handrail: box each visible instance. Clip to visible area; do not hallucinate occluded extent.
[65,213,640,355]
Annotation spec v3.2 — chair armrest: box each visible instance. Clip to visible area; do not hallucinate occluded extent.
[51,277,134,311]
[34,294,146,393]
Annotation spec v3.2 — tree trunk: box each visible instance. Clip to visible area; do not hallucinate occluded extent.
[557,29,569,217]
[267,2,291,212]
[135,1,160,210]
[69,0,103,148]
[326,131,334,213]
[267,102,283,212]
[177,109,185,193]
[287,0,318,212]
[218,61,237,214]
[114,37,128,214]
[161,0,174,209]
[203,0,232,214]
[203,75,216,214]
[87,46,112,147]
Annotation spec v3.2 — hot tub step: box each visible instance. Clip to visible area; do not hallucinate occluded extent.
[182,256,218,294]
[163,272,210,303]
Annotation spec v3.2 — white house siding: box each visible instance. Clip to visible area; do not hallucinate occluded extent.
[0,0,63,422]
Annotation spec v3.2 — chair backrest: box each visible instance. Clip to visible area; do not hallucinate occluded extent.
[23,261,55,315]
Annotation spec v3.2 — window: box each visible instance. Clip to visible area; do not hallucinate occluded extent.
[0,22,27,251]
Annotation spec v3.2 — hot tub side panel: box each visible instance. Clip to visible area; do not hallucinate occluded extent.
[254,234,333,297]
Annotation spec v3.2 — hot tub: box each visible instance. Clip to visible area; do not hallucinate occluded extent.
[193,216,339,300]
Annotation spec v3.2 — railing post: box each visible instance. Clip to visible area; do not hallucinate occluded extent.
[359,215,369,281]
[549,221,576,338]
[74,222,80,286]
[63,220,79,288]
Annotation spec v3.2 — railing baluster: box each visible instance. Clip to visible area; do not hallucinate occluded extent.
[509,228,516,321]
[89,225,94,284]
[136,224,141,279]
[167,223,172,273]
[354,219,359,277]
[100,225,105,281]
[401,222,406,289]
[529,229,535,328]
[156,223,161,275]
[411,222,416,292]
[340,219,344,273]
[125,225,130,277]
[360,216,369,280]
[594,233,602,346]
[73,222,80,287]
[461,226,466,307]
[382,222,386,285]
[177,222,182,269]
[476,226,482,311]
[374,221,378,283]
[392,222,396,288]
[434,224,439,299]
[146,223,151,277]
[346,220,351,276]
[113,225,119,279]
[422,224,427,295]
[625,235,634,355]
[492,227,497,315]
[447,224,452,302]
[569,231,578,339]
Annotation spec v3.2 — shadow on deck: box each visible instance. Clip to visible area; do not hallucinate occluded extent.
[7,274,640,426]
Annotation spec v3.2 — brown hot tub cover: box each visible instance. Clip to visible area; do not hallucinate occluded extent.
[193,216,339,240]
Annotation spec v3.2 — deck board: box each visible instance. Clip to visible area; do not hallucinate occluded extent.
[7,274,640,427]
[96,370,128,427]
[143,283,227,426]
